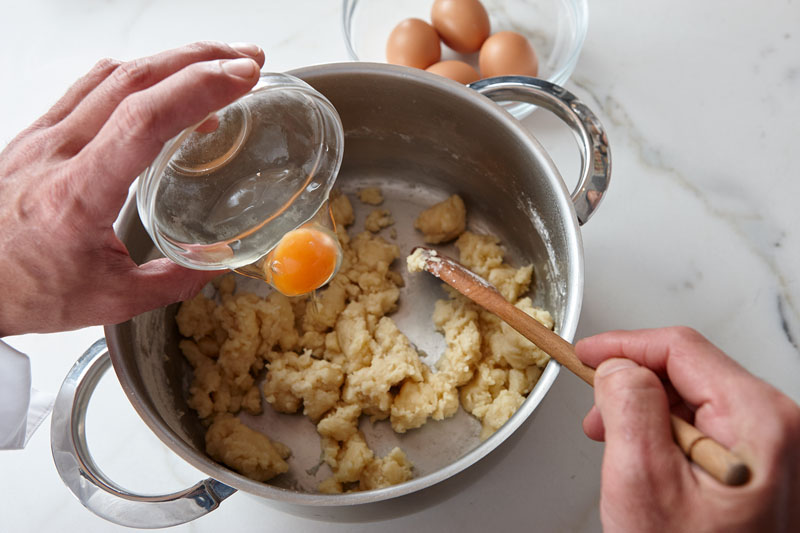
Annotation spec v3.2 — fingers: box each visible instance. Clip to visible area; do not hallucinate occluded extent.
[53,41,264,154]
[0,59,121,160]
[575,327,753,409]
[594,358,690,490]
[575,327,795,468]
[584,380,694,443]
[72,56,261,223]
[111,259,220,321]
[583,405,605,441]
[34,58,122,129]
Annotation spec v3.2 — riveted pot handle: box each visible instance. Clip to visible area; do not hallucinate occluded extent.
[469,76,611,225]
[50,338,236,528]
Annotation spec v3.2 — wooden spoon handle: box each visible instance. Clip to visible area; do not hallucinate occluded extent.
[487,292,596,385]
[420,249,750,486]
[670,416,751,485]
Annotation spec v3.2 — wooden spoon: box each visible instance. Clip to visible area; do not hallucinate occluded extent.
[409,246,751,486]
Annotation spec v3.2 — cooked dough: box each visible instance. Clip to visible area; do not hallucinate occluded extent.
[364,208,394,232]
[358,187,384,205]
[414,194,466,243]
[176,192,553,491]
[205,415,290,482]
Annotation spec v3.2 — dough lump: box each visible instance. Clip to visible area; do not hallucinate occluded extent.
[358,187,384,205]
[364,208,394,232]
[205,415,291,482]
[414,194,466,243]
[262,349,344,422]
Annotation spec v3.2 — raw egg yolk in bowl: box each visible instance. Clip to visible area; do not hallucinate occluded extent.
[267,225,341,296]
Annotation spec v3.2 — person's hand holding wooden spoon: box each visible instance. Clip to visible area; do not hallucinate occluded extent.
[410,246,800,532]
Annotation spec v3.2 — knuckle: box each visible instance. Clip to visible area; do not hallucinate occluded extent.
[91,57,122,77]
[597,367,665,412]
[179,280,206,302]
[667,326,705,344]
[113,95,156,141]
[186,40,226,56]
[181,61,225,89]
[198,62,224,83]
[607,365,660,392]
[114,58,154,91]
[774,394,800,441]
[0,126,47,167]
[34,163,93,232]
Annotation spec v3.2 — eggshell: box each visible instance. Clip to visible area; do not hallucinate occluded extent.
[431,0,491,53]
[479,31,539,78]
[386,18,442,69]
[426,60,481,84]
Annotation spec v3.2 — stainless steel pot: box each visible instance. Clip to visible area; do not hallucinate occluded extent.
[50,63,610,528]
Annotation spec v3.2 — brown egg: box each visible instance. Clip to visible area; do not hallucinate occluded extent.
[431,0,491,53]
[386,18,441,69]
[479,31,539,78]
[426,60,481,84]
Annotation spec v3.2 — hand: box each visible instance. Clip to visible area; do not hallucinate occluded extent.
[0,42,265,336]
[575,327,800,533]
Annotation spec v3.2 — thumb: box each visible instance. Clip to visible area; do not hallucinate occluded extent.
[122,258,221,318]
[594,358,688,496]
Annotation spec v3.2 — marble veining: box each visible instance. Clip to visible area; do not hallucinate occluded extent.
[778,295,798,351]
[573,74,800,360]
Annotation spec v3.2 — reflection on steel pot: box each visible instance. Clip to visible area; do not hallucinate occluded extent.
[51,63,610,527]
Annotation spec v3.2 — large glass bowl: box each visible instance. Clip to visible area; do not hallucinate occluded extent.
[342,0,588,119]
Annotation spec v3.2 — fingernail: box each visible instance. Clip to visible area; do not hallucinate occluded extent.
[229,42,262,58]
[596,358,639,378]
[221,58,258,79]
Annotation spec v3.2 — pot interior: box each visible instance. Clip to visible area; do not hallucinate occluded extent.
[107,64,582,504]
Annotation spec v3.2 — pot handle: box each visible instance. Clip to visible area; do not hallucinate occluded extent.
[50,338,236,529]
[469,76,611,225]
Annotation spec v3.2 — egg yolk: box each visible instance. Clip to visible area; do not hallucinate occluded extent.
[268,226,340,296]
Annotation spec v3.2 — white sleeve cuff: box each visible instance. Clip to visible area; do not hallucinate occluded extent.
[0,340,55,449]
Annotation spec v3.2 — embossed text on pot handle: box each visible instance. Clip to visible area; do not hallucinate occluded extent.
[469,76,611,225]
[50,338,236,528]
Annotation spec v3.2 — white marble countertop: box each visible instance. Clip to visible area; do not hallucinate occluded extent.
[1,1,798,531]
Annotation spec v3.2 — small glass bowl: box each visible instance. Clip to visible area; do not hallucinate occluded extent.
[137,72,345,293]
[342,0,588,119]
